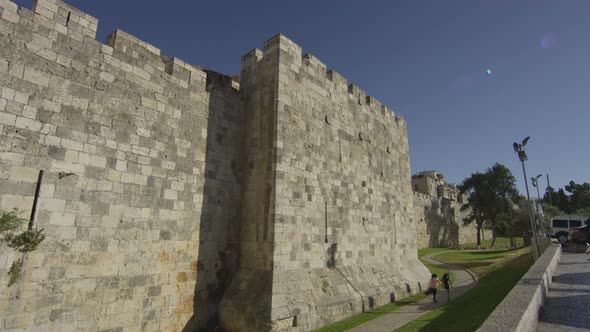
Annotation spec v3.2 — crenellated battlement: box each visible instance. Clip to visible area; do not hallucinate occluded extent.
[302,52,327,74]
[2,0,403,104]
[413,191,433,201]
[1,0,237,94]
[263,33,302,58]
[163,57,208,87]
[326,69,348,91]
[0,0,18,23]
[241,34,404,129]
[106,29,162,58]
[239,48,263,84]
[33,0,98,40]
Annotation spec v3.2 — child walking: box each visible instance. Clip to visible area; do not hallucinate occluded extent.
[441,272,452,303]
[425,273,442,303]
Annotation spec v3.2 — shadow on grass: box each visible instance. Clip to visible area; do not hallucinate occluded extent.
[463,249,520,255]
[437,249,527,266]
[450,248,525,257]
[441,261,492,271]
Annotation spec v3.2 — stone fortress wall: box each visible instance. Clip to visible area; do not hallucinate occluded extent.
[223,36,430,331]
[0,0,244,330]
[0,0,429,331]
[412,171,492,248]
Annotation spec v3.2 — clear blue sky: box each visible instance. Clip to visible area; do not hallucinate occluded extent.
[14,0,589,195]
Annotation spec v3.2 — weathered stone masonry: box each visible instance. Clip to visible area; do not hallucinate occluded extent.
[412,171,492,248]
[0,0,429,331]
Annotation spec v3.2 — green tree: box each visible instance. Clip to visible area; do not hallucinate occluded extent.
[487,163,520,246]
[459,163,519,247]
[511,203,533,236]
[459,172,489,246]
[556,188,571,213]
[542,181,590,215]
[543,186,558,207]
[564,181,590,212]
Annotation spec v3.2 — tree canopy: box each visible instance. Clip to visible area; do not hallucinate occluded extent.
[459,163,520,246]
[544,181,590,214]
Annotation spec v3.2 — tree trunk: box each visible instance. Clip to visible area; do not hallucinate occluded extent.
[481,222,485,241]
[491,229,496,247]
[509,205,515,248]
[476,223,481,247]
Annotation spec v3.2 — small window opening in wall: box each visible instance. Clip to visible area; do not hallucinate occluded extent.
[387,146,391,154]
[66,12,71,28]
[338,137,342,162]
[324,201,328,243]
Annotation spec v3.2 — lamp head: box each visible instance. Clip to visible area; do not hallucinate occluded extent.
[513,142,519,153]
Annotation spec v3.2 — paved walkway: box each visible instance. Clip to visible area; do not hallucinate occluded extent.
[348,252,478,332]
[537,252,590,331]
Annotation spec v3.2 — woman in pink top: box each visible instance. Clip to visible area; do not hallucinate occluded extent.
[425,273,442,303]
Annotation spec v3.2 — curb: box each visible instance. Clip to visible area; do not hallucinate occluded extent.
[476,244,561,332]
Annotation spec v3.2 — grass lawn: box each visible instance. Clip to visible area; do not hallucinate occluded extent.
[435,247,528,277]
[460,237,524,249]
[394,248,533,332]
[418,247,449,257]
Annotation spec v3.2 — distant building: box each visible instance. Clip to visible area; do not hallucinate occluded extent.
[412,170,461,202]
[412,170,488,248]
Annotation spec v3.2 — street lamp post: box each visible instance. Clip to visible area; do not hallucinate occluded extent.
[531,174,548,238]
[546,174,553,206]
[513,137,541,259]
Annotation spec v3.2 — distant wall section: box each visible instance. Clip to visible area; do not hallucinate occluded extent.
[412,171,492,248]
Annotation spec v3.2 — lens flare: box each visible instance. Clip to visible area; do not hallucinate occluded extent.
[541,33,556,49]
[485,69,492,75]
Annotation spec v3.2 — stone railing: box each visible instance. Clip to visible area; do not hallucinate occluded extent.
[476,242,561,332]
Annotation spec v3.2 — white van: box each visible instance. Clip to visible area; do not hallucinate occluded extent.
[551,215,590,243]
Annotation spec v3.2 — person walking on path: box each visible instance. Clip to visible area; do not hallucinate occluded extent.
[441,272,452,303]
[425,273,442,303]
